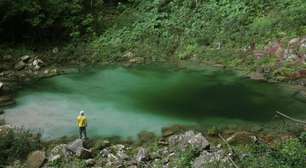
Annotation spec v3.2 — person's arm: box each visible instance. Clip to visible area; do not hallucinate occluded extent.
[84,117,88,127]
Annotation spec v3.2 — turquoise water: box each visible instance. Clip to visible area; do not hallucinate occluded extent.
[4,66,306,139]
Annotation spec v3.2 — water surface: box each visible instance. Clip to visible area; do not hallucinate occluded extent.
[4,66,306,139]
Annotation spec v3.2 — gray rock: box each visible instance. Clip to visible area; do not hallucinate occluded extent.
[66,139,84,153]
[100,148,111,158]
[48,144,71,161]
[136,147,149,162]
[20,55,31,62]
[26,150,46,168]
[105,153,121,167]
[168,131,210,152]
[129,57,145,64]
[117,149,129,161]
[192,150,230,168]
[32,59,44,71]
[66,139,92,159]
[0,82,3,89]
[48,154,61,162]
[85,158,96,166]
[14,61,26,71]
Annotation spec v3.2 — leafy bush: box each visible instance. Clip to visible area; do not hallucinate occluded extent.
[0,0,104,41]
[237,138,306,168]
[0,129,41,166]
[92,0,306,64]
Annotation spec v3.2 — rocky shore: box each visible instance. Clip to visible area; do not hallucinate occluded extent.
[1,122,305,168]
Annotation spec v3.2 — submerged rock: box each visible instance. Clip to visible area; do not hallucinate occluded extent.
[138,131,156,143]
[292,90,306,103]
[0,95,16,107]
[162,125,185,137]
[26,150,46,168]
[249,72,265,81]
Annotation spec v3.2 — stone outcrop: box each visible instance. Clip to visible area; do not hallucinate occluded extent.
[66,139,92,159]
[26,150,46,168]
[0,95,16,107]
[168,130,210,152]
[3,130,238,168]
[192,150,231,168]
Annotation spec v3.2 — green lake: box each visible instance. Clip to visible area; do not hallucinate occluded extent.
[4,65,306,139]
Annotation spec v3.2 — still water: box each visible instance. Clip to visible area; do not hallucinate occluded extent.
[4,66,306,139]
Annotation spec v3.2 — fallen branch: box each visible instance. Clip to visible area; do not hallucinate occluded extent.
[275,111,306,125]
[218,134,239,168]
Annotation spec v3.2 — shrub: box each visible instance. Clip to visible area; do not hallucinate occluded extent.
[0,129,41,166]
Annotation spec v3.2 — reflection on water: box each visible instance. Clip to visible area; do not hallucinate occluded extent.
[4,65,306,139]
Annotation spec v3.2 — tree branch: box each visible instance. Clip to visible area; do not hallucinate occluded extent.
[275,111,306,124]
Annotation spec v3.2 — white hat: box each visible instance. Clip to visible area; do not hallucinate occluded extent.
[80,110,85,115]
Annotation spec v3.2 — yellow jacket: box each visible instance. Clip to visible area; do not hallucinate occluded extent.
[77,115,87,127]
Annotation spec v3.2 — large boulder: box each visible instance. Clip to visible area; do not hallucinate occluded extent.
[26,150,46,168]
[20,55,31,62]
[66,139,92,159]
[168,131,210,152]
[192,150,231,168]
[14,61,26,71]
[48,144,71,162]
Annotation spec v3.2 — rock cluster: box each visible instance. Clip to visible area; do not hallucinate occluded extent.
[33,131,233,168]
[14,55,44,71]
[0,55,63,108]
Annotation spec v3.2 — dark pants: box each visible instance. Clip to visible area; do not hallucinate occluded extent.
[79,127,87,139]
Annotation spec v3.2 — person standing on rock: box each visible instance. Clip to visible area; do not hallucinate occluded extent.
[77,110,88,139]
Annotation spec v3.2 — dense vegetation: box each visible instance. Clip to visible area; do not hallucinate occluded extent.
[0,128,41,166]
[92,0,306,58]
[1,0,306,167]
[0,0,105,41]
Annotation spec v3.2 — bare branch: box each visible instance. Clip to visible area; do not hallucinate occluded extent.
[275,111,306,125]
